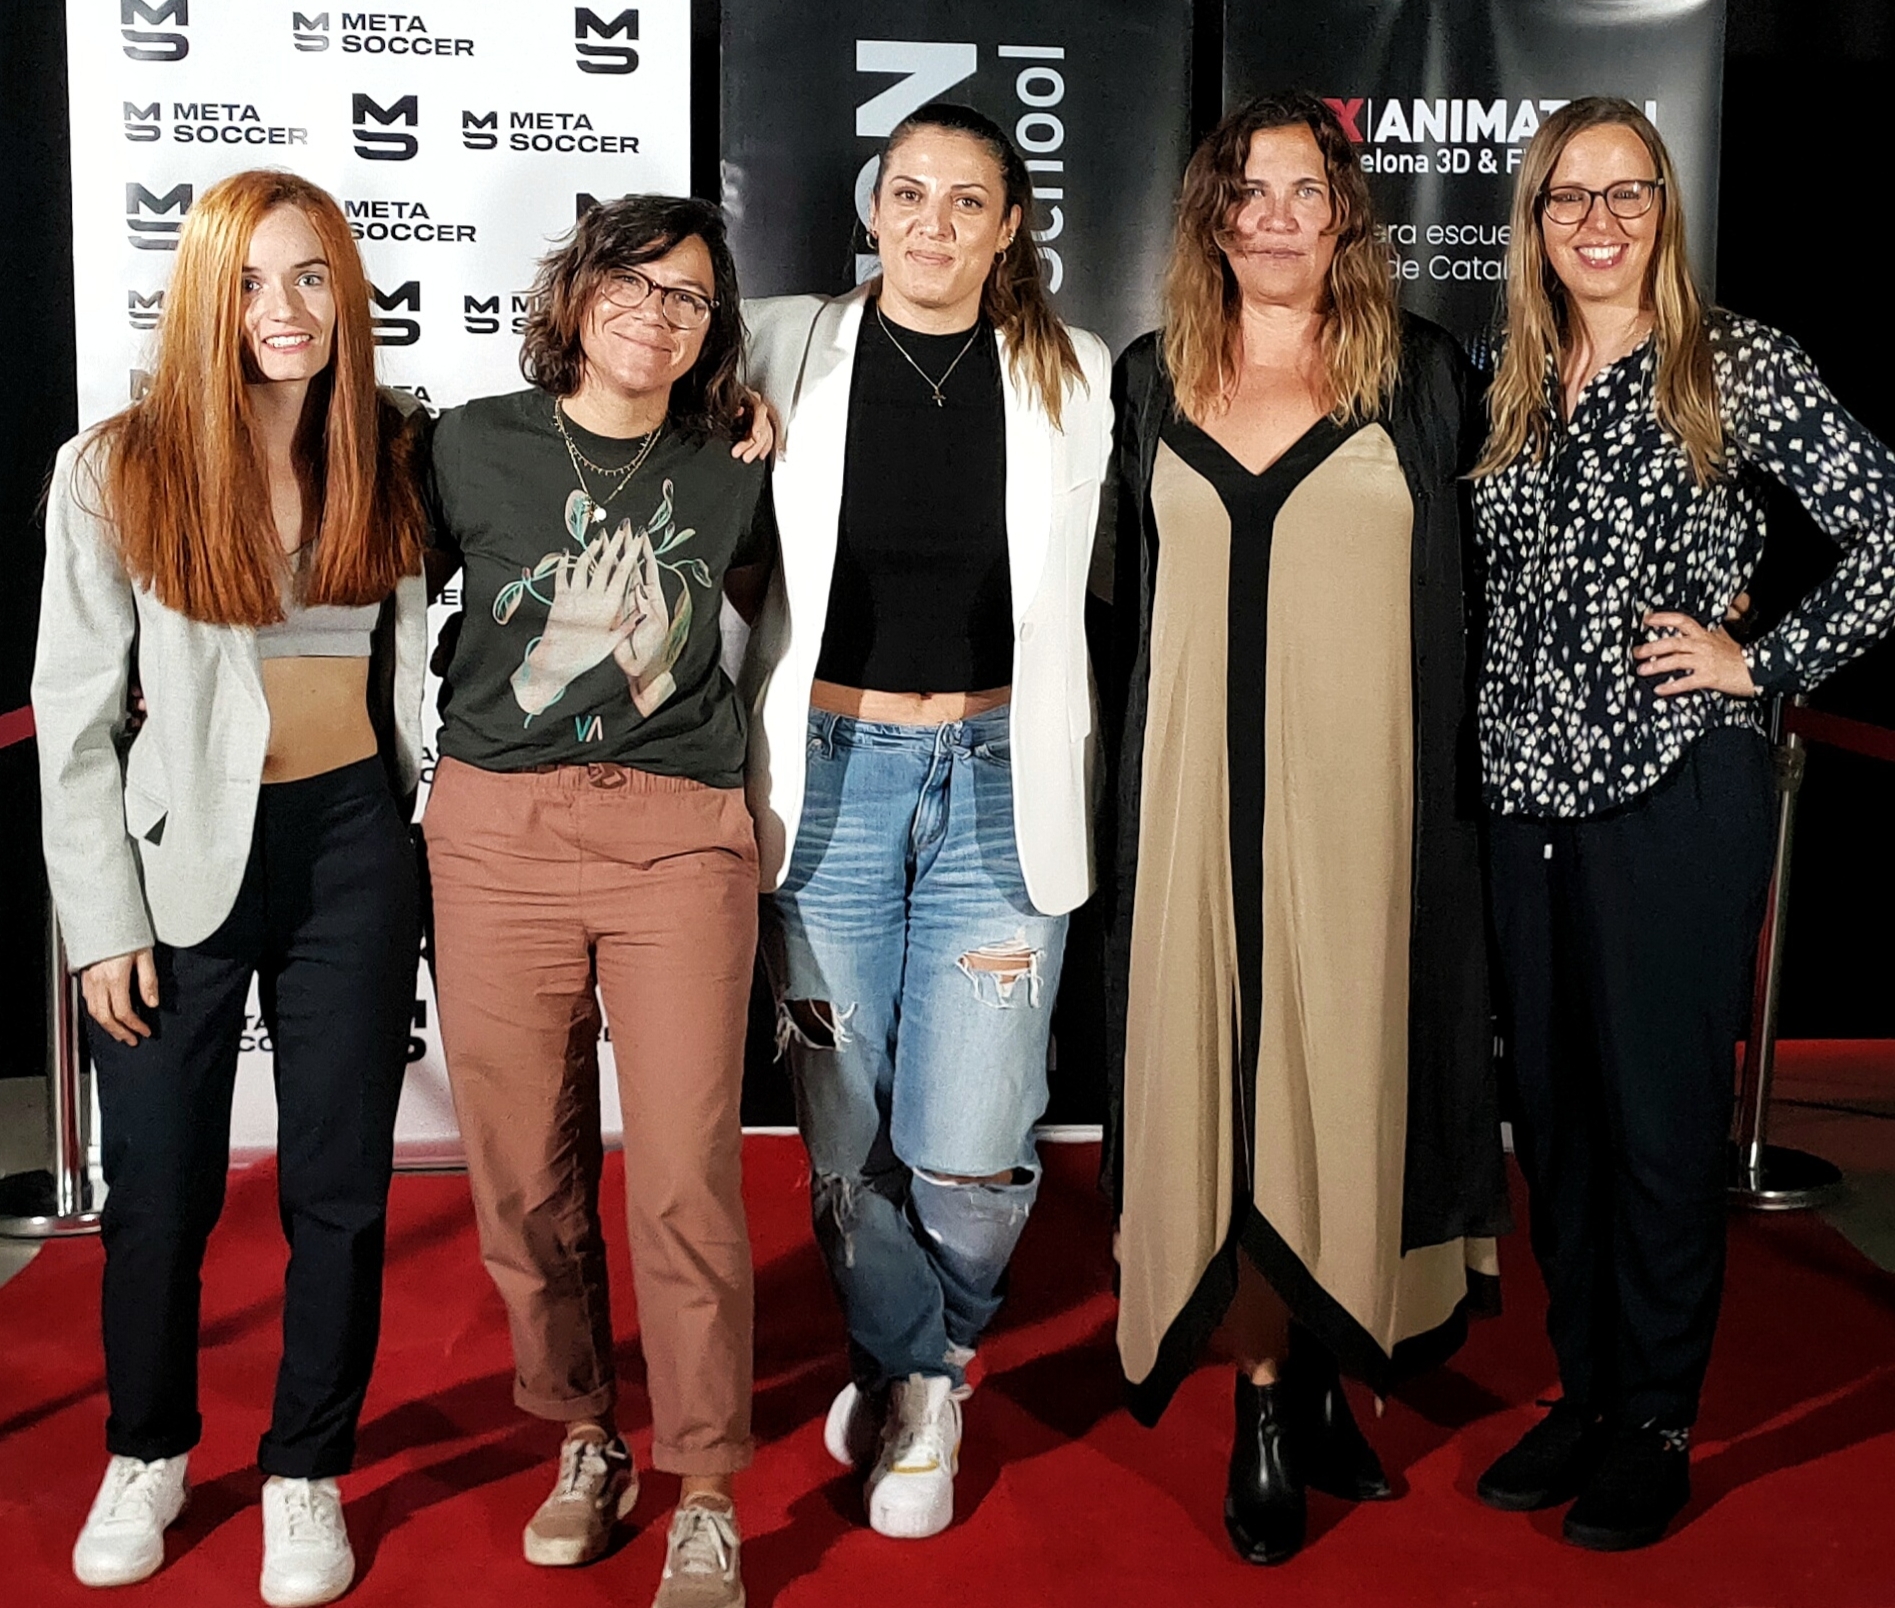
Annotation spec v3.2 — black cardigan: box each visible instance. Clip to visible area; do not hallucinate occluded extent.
[1098,315,1511,1281]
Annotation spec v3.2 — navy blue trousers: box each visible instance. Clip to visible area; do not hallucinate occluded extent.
[1489,727,1774,1429]
[88,757,417,1478]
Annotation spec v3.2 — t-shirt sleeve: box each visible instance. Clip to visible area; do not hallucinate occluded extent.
[732,462,777,571]
[423,407,464,577]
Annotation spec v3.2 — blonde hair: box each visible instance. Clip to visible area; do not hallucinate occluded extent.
[1162,91,1400,423]
[1474,96,1722,484]
[878,102,1084,428]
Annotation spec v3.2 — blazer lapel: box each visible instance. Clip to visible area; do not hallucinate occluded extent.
[1002,335,1053,623]
[776,288,868,635]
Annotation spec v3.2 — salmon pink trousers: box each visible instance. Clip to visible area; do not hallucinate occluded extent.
[424,756,757,1475]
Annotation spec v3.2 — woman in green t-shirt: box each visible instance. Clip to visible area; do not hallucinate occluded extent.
[423,194,771,1608]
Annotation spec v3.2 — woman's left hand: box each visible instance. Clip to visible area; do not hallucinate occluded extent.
[729,389,779,463]
[1634,611,1758,698]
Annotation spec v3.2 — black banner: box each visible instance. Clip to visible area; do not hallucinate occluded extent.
[1226,0,1727,348]
[721,0,1193,358]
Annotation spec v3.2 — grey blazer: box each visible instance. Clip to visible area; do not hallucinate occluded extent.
[33,429,428,972]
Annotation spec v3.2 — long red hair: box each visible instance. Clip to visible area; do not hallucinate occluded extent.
[94,169,423,625]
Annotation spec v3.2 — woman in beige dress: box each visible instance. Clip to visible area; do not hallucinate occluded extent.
[1101,91,1509,1566]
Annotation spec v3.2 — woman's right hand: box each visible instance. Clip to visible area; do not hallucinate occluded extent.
[511,525,640,716]
[82,949,158,1046]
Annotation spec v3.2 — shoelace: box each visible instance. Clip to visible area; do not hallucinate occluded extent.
[555,1439,611,1502]
[277,1481,341,1545]
[888,1394,950,1472]
[100,1460,171,1525]
[666,1504,735,1577]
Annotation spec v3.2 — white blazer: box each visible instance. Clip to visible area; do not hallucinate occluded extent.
[33,430,429,972]
[739,285,1113,917]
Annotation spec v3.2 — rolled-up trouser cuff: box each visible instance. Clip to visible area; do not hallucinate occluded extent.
[651,1437,756,1477]
[515,1379,617,1424]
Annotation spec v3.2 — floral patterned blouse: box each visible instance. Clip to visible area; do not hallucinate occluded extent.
[1473,312,1895,818]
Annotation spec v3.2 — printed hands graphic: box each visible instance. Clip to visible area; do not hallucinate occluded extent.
[509,523,641,717]
[613,529,682,716]
[507,518,687,721]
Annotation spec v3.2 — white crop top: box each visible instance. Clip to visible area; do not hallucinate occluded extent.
[254,593,381,660]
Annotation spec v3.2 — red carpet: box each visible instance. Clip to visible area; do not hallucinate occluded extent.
[2,1139,1893,1608]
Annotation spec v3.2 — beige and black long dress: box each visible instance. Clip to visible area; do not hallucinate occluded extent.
[1113,400,1498,1415]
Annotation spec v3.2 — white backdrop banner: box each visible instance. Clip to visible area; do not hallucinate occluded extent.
[66,0,693,1161]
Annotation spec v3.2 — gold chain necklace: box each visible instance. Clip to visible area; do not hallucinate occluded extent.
[875,303,983,408]
[553,398,662,525]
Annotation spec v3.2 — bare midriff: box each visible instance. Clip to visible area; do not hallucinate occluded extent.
[261,658,378,782]
[808,679,1010,726]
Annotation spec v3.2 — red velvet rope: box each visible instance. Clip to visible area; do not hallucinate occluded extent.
[0,704,34,753]
[1784,704,1895,766]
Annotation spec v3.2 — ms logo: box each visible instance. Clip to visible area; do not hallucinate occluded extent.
[371,281,421,346]
[353,93,418,160]
[128,289,164,331]
[575,8,637,75]
[122,0,188,62]
[127,182,192,251]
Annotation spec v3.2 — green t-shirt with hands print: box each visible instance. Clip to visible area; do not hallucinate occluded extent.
[429,386,774,786]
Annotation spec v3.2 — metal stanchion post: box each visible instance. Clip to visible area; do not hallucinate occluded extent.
[1729,694,1844,1211]
[0,908,103,1238]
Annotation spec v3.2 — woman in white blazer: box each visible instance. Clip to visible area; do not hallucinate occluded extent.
[741,101,1111,1541]
[33,171,427,1607]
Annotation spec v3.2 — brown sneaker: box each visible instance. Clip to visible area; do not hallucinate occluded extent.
[651,1495,744,1608]
[523,1428,638,1567]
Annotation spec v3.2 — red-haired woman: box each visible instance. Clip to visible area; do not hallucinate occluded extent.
[34,170,428,1605]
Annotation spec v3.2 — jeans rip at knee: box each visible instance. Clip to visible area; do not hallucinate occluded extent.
[907,1166,1041,1278]
[955,933,1046,1008]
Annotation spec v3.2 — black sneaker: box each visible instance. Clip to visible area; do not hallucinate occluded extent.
[1561,1424,1691,1551]
[1476,1399,1606,1512]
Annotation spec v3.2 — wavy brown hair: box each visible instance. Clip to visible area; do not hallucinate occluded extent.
[1163,91,1401,423]
[518,194,748,440]
[878,102,1084,427]
[93,169,423,626]
[1474,97,1721,484]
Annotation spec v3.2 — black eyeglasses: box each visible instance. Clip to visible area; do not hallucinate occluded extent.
[1540,178,1664,227]
[599,268,717,330]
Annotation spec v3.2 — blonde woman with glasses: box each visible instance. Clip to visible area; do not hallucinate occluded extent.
[1101,91,1508,1568]
[1471,97,1895,1551]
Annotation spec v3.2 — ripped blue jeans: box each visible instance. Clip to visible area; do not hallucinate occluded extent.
[763,706,1067,1390]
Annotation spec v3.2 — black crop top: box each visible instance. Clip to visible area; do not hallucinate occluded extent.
[814,305,1013,693]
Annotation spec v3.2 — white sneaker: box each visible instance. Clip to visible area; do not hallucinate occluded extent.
[822,1383,884,1471]
[827,1343,977,1469]
[259,1476,355,1608]
[945,1344,978,1402]
[72,1454,190,1587]
[865,1374,961,1539]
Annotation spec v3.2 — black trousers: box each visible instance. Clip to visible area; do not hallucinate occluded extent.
[1489,726,1774,1429]
[88,757,418,1478]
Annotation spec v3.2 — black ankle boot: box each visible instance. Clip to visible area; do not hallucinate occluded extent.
[1285,1326,1392,1501]
[1225,1374,1306,1565]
